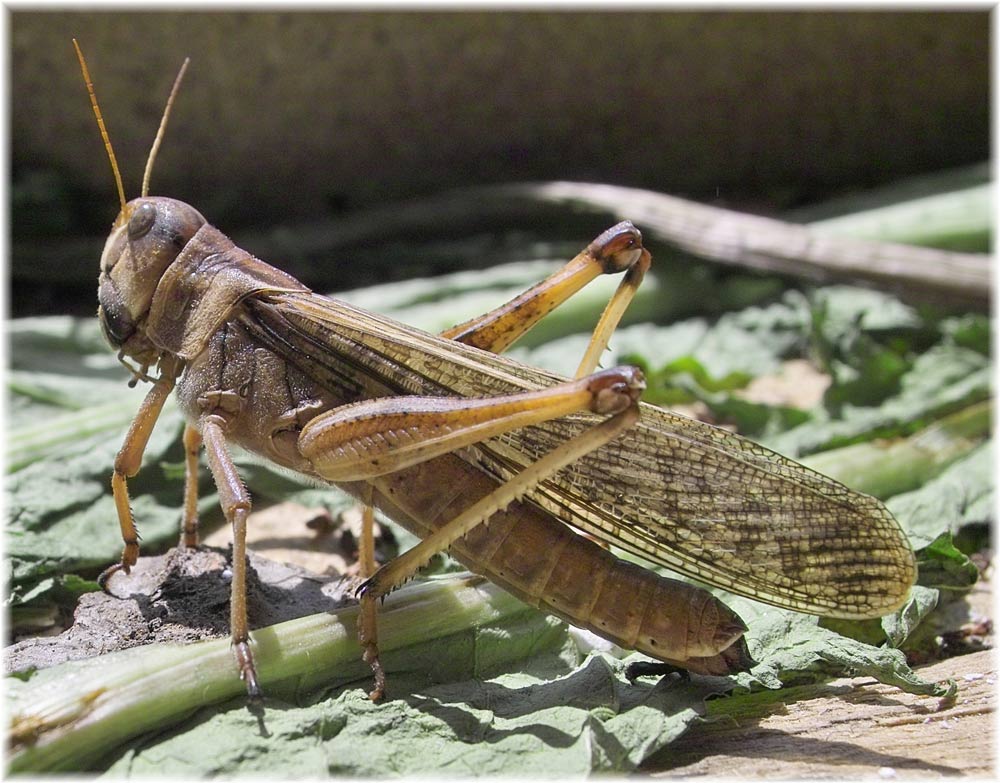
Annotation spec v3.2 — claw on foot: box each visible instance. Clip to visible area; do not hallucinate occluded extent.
[363,644,386,702]
[97,562,129,593]
[624,660,690,683]
[234,640,261,699]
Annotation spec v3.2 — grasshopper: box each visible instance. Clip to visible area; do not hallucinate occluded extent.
[76,42,916,701]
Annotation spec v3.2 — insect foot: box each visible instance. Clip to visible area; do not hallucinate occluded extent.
[234,639,262,700]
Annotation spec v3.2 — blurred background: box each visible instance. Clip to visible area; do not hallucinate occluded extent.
[10,10,990,316]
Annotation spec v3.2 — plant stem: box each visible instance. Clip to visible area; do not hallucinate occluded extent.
[7,573,536,773]
[801,400,991,499]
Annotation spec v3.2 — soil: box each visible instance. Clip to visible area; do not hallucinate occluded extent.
[4,547,355,676]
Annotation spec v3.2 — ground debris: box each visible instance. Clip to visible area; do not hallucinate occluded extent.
[4,547,354,676]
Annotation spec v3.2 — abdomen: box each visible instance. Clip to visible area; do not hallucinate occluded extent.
[365,453,752,675]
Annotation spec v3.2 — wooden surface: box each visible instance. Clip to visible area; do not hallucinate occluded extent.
[647,648,995,778]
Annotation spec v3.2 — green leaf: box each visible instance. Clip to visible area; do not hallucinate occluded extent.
[101,654,719,777]
[650,355,754,394]
[5,407,187,596]
[698,394,811,440]
[880,586,941,648]
[770,344,990,456]
[732,604,948,697]
[888,443,993,549]
[941,313,991,355]
[914,533,980,593]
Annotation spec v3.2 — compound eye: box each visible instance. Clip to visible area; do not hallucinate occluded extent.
[127,202,157,240]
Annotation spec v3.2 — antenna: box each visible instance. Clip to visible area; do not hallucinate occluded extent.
[72,39,127,211]
[142,57,190,197]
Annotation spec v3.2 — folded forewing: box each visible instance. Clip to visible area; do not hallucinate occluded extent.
[245,292,916,619]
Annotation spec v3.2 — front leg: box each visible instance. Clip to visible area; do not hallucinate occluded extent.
[99,356,181,590]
